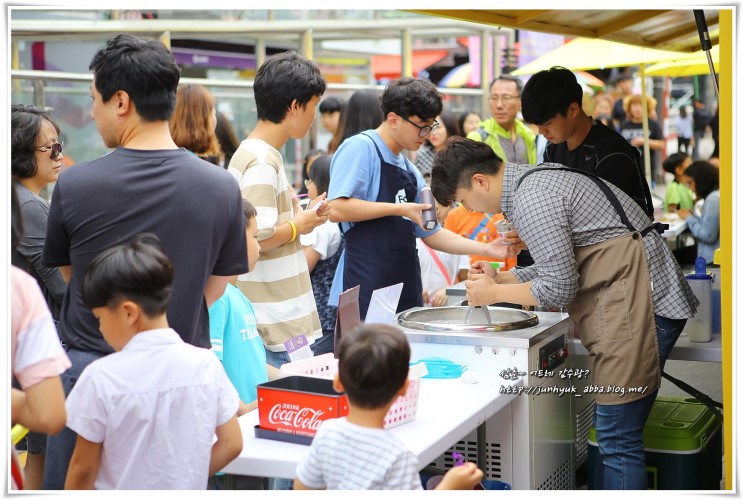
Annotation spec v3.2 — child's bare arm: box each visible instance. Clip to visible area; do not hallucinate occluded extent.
[12,377,66,434]
[209,415,243,476]
[238,400,257,416]
[435,462,484,490]
[266,364,282,381]
[64,435,102,489]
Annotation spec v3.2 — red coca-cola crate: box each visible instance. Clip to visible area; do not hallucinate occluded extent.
[256,375,349,438]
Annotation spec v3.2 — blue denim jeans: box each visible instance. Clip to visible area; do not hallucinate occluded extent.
[593,314,686,489]
[43,348,105,490]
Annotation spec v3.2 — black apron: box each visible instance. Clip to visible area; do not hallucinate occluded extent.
[343,133,423,319]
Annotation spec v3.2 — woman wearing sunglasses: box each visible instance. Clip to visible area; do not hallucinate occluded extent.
[11,104,68,490]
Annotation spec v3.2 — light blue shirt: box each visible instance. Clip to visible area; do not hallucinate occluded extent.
[686,190,720,264]
[209,284,268,404]
[327,130,441,306]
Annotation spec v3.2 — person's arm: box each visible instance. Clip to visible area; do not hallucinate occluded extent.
[237,400,256,416]
[266,364,281,380]
[303,246,322,273]
[59,265,72,284]
[465,274,540,306]
[423,227,516,261]
[64,435,102,490]
[17,200,67,305]
[209,415,243,476]
[435,462,484,490]
[11,377,66,434]
[205,275,232,308]
[683,193,720,244]
[329,197,428,226]
[258,194,330,252]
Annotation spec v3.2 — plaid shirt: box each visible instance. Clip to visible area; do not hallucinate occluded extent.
[504,162,698,319]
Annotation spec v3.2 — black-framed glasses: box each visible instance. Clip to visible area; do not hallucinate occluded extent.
[34,142,63,160]
[399,115,440,138]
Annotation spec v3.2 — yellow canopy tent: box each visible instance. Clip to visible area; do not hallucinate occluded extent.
[644,45,720,76]
[507,38,704,186]
[510,37,702,75]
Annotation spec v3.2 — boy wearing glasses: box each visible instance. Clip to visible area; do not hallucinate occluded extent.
[327,77,515,319]
[466,75,537,165]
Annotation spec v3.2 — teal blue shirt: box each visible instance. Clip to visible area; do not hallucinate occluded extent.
[209,284,268,403]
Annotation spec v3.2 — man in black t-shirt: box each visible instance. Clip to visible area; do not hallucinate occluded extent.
[41,34,248,490]
[521,66,654,218]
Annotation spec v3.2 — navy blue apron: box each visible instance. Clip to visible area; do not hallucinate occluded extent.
[343,133,423,319]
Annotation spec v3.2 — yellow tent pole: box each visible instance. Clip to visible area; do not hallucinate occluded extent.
[717,8,732,490]
[639,63,652,186]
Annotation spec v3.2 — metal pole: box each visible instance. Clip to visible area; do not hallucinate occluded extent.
[639,63,652,186]
[301,29,313,60]
[33,80,45,109]
[402,28,413,78]
[476,422,487,475]
[255,39,266,69]
[693,9,719,96]
[487,34,501,120]
[480,30,490,119]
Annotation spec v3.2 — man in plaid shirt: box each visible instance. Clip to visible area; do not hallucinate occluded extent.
[431,138,698,490]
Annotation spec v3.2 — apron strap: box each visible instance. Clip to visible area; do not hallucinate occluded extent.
[516,166,664,236]
[360,132,417,178]
[360,132,386,164]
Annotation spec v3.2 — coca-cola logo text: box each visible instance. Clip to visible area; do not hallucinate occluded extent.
[268,403,325,431]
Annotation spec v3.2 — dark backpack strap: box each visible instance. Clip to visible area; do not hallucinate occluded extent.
[629,146,656,218]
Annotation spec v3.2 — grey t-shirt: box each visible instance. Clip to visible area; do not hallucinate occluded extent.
[43,148,248,354]
[14,180,67,320]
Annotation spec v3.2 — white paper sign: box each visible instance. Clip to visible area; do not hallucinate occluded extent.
[365,282,403,325]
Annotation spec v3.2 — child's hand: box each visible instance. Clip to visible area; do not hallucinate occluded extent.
[294,193,329,235]
[430,288,448,307]
[435,462,484,490]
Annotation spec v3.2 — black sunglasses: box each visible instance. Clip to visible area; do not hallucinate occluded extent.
[399,115,440,138]
[34,142,63,160]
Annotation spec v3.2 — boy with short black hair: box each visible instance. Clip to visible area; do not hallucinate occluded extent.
[64,234,242,490]
[228,50,331,368]
[294,323,483,490]
[328,77,512,320]
[521,66,654,217]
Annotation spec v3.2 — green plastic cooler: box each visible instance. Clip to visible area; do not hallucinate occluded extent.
[587,396,722,490]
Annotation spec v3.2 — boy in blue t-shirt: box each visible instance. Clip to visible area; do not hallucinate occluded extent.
[210,199,280,416]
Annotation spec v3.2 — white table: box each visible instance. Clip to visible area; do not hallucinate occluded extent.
[661,218,688,239]
[221,375,524,480]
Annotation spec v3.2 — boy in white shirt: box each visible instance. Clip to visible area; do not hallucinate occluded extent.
[64,234,242,489]
[294,323,483,490]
